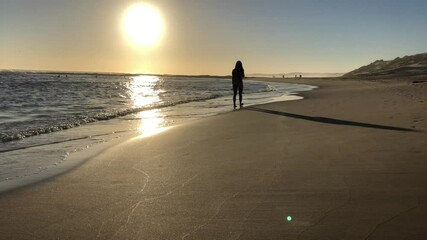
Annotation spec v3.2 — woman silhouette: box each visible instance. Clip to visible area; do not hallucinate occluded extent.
[232,60,245,108]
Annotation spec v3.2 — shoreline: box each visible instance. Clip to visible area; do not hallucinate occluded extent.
[0,77,426,239]
[0,79,316,194]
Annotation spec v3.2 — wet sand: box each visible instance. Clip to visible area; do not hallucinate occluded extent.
[0,77,426,239]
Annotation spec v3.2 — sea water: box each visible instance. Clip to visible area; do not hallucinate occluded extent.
[0,72,315,191]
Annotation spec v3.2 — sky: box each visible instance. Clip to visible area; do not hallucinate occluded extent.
[1,0,427,75]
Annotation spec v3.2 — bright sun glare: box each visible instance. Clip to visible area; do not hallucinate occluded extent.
[122,3,164,48]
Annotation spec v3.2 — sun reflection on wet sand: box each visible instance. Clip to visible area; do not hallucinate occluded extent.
[136,109,170,138]
[127,75,170,137]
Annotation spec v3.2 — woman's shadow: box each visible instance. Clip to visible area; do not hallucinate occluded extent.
[245,106,417,132]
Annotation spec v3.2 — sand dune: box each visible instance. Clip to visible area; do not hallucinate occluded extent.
[344,53,427,79]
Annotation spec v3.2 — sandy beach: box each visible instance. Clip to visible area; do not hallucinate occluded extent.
[0,77,426,239]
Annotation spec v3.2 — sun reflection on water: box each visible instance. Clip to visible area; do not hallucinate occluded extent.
[128,75,163,108]
[127,75,169,137]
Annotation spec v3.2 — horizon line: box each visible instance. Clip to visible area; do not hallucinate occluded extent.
[0,68,346,77]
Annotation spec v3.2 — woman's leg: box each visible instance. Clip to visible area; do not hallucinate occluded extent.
[233,85,238,107]
[238,84,243,106]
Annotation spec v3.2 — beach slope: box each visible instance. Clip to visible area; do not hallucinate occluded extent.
[0,78,426,239]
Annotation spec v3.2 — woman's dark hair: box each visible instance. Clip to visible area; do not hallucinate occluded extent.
[235,60,244,71]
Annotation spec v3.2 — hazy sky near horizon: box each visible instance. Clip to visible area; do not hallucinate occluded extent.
[1,0,427,75]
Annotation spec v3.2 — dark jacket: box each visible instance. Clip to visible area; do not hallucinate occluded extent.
[232,68,245,85]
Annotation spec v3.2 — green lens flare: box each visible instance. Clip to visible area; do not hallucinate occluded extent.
[287,216,292,222]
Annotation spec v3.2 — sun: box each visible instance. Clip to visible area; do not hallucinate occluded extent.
[122,3,164,48]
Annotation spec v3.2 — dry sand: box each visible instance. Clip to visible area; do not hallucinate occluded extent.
[0,77,426,239]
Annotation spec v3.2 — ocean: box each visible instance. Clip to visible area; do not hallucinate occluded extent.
[0,72,315,191]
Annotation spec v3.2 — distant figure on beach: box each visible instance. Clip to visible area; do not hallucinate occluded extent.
[232,60,245,108]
